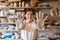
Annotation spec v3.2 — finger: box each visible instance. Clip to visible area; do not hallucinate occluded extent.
[36,12,39,20]
[43,16,48,21]
[42,13,44,20]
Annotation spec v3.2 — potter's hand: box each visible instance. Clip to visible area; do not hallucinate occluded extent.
[36,13,48,28]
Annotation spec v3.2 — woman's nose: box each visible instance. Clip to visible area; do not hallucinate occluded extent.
[29,15,31,17]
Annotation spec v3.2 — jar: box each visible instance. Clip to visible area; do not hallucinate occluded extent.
[10,3,14,7]
[14,2,17,7]
[22,1,25,7]
[19,2,21,7]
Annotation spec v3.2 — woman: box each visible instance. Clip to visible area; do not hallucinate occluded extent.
[18,9,48,40]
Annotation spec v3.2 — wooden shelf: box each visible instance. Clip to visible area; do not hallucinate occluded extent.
[9,6,51,9]
[0,6,51,9]
[48,34,60,39]
[39,0,58,2]
[45,22,52,25]
[0,0,7,1]
[0,22,15,25]
[0,0,8,3]
[0,16,7,18]
[48,16,60,18]
[47,26,60,28]
[0,7,9,9]
[0,2,8,5]
[48,16,60,20]
[45,16,60,24]
[8,0,21,2]
[39,29,50,32]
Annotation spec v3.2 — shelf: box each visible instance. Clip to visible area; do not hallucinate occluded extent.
[45,22,52,25]
[48,16,60,18]
[0,16,7,18]
[47,26,60,28]
[9,6,51,9]
[0,6,51,9]
[8,0,58,3]
[0,28,19,32]
[39,29,49,32]
[0,39,21,40]
[0,22,15,25]
[49,35,60,38]
[0,0,7,1]
[45,16,60,24]
[44,16,60,20]
[39,0,58,2]
[0,3,8,5]
[8,0,21,3]
[48,16,60,20]
[0,0,6,2]
[0,29,19,31]
[0,7,9,9]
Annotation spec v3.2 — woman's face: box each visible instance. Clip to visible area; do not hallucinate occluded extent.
[26,11,34,21]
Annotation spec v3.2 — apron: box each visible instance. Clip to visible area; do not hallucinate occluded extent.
[21,21,38,40]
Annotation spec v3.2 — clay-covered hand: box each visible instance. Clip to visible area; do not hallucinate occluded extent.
[36,12,48,29]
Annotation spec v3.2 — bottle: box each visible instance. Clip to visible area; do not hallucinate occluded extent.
[19,2,21,7]
[25,3,29,7]
[0,10,4,16]
[14,2,17,7]
[22,1,25,7]
[49,9,54,16]
[42,26,45,30]
[30,0,35,6]
[10,3,14,7]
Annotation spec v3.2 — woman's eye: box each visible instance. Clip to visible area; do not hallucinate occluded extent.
[31,14,33,15]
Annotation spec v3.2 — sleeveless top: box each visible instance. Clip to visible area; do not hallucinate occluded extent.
[22,20,38,32]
